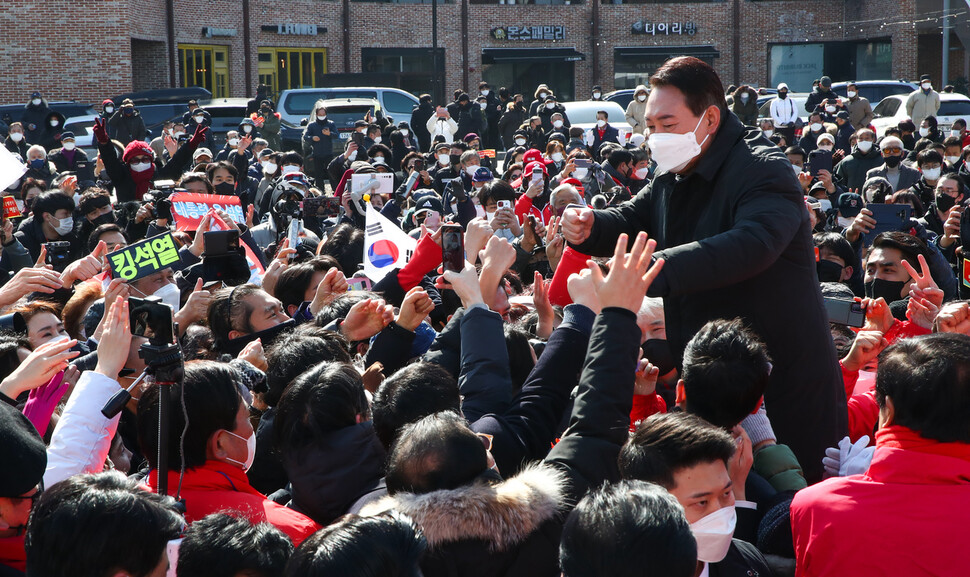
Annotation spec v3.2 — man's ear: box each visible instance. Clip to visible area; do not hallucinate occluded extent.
[675,380,687,407]
[706,105,722,133]
[286,304,298,317]
[878,396,896,429]
[842,266,854,282]
[228,330,244,341]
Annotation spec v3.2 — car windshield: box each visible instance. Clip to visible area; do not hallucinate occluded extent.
[283,91,378,115]
[939,101,970,116]
[325,106,375,130]
[873,99,901,118]
[207,107,247,129]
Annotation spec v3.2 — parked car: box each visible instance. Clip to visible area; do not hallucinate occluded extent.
[61,114,99,156]
[560,101,633,142]
[871,92,970,137]
[276,87,418,129]
[830,80,918,107]
[757,93,811,125]
[0,101,97,138]
[191,98,251,150]
[281,98,381,156]
[603,89,637,111]
[109,87,211,107]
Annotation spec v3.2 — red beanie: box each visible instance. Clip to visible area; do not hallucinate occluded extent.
[122,140,153,163]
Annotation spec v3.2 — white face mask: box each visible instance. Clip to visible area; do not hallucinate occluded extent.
[465,165,479,177]
[922,82,932,90]
[792,163,803,176]
[825,105,836,113]
[690,506,736,563]
[763,129,774,138]
[53,216,74,236]
[551,152,564,162]
[62,142,75,151]
[596,119,607,128]
[647,113,709,173]
[740,94,749,103]
[919,127,929,137]
[546,103,555,110]
[817,145,834,152]
[847,91,857,98]
[923,167,942,181]
[553,120,563,128]
[242,125,253,133]
[481,89,490,96]
[105,107,114,114]
[946,155,960,165]
[262,161,277,174]
[951,130,962,138]
[173,131,185,139]
[153,282,182,313]
[373,156,386,165]
[573,167,588,180]
[438,153,450,166]
[221,429,256,471]
[634,166,650,180]
[810,123,823,132]
[838,215,855,229]
[228,138,240,147]
[515,138,527,146]
[857,140,873,153]
[401,129,409,137]
[281,165,300,175]
[638,94,647,102]
[32,98,41,106]
[49,120,59,127]
[819,198,833,212]
[539,92,548,99]
[373,136,382,144]
[9,132,23,142]
[593,92,601,99]
[317,115,327,121]
[194,115,204,122]
[130,162,152,173]
[479,102,487,109]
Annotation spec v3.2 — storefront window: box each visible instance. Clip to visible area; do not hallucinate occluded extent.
[258,48,329,96]
[613,48,717,90]
[854,42,893,81]
[770,40,892,92]
[362,48,444,97]
[178,44,229,98]
[769,44,825,93]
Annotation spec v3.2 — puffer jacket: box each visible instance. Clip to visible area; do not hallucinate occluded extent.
[625,85,649,134]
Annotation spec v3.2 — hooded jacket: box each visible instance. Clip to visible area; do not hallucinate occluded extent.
[38,111,66,152]
[625,85,649,134]
[21,97,50,144]
[537,103,569,134]
[108,109,147,146]
[833,144,884,190]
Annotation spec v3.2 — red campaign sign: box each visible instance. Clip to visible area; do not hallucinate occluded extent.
[170,192,245,232]
[963,258,970,289]
[2,196,21,219]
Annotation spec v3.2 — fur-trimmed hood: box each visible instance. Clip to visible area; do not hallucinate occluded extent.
[360,462,567,551]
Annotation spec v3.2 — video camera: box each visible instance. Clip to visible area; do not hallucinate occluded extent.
[129,295,176,346]
[200,229,251,286]
[44,241,72,268]
[143,180,180,222]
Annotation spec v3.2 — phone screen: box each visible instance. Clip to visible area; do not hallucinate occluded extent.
[287,219,302,256]
[441,224,464,273]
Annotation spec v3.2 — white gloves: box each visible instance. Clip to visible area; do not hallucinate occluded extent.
[617,130,628,147]
[822,435,875,478]
[585,130,594,146]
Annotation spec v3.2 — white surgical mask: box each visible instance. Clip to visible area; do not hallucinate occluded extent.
[573,168,588,180]
[194,114,204,122]
[592,92,601,99]
[793,164,803,176]
[62,142,75,151]
[373,136,382,144]
[857,140,873,153]
[922,82,932,90]
[173,131,185,139]
[228,138,240,147]
[49,120,59,127]
[763,129,774,138]
[153,282,182,313]
[221,429,256,471]
[32,98,41,106]
[638,94,647,102]
[401,129,409,137]
[634,166,650,180]
[9,132,23,142]
[923,167,942,181]
[438,153,450,166]
[918,127,929,137]
[551,152,563,162]
[281,165,300,175]
[810,123,823,132]
[262,161,277,174]
[596,119,607,128]
[481,89,490,96]
[825,105,836,113]
[54,216,74,236]
[105,106,114,114]
[546,103,555,110]
[818,145,834,152]
[690,506,736,564]
[466,165,479,177]
[553,120,563,128]
[539,92,548,99]
[317,115,327,121]
[373,156,386,165]
[946,155,960,165]
[819,198,833,212]
[515,138,527,146]
[647,113,709,173]
[242,125,253,133]
[479,102,487,109]
[951,130,962,138]
[838,215,855,228]
[130,162,152,173]
[847,91,857,98]
[740,94,749,102]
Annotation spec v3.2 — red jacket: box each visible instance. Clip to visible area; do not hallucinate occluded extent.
[0,535,25,573]
[791,426,970,576]
[148,461,320,545]
[513,193,552,227]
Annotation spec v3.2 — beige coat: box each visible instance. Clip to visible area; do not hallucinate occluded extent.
[625,85,649,134]
[905,89,941,125]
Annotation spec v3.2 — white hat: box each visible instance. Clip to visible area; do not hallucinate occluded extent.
[816,133,835,145]
[777,83,789,91]
[879,136,904,151]
[193,147,212,160]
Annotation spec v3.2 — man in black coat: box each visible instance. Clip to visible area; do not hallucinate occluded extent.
[562,56,846,482]
[411,94,435,153]
[478,82,503,150]
[804,75,839,115]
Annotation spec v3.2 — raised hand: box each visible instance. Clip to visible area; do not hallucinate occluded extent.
[0,337,80,399]
[341,298,394,342]
[95,296,132,379]
[396,286,435,331]
[840,329,888,372]
[309,267,348,315]
[562,206,594,245]
[0,267,62,307]
[533,271,554,339]
[92,117,109,145]
[586,232,664,312]
[60,241,108,287]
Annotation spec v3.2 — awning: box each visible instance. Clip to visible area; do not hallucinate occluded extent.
[614,45,720,59]
[482,48,586,64]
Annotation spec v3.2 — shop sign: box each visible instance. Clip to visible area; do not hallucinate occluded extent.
[491,26,565,41]
[202,27,237,37]
[261,24,326,35]
[631,21,697,36]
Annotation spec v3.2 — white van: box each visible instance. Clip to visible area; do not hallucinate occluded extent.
[276,87,419,127]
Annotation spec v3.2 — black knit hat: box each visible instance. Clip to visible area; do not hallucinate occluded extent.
[0,401,47,498]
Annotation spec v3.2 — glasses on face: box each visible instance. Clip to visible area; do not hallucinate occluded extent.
[882,147,902,155]
[12,483,43,506]
[476,433,494,452]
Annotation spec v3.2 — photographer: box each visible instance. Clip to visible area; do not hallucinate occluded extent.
[15,191,80,267]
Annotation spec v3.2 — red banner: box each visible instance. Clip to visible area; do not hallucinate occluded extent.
[170,192,245,232]
[2,196,21,219]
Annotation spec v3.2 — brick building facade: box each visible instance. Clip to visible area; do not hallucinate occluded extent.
[0,0,965,107]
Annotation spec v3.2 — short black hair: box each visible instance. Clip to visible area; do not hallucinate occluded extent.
[274,361,369,453]
[607,149,633,170]
[31,190,75,219]
[275,255,339,313]
[137,360,244,471]
[876,333,970,443]
[650,56,727,117]
[814,232,859,271]
[88,222,128,253]
[206,284,263,351]
[478,179,515,207]
[385,411,487,495]
[871,231,930,271]
[371,362,460,450]
[177,514,293,577]
[681,318,772,429]
[560,480,696,577]
[284,513,425,577]
[206,160,238,182]
[596,110,609,119]
[785,146,807,162]
[916,148,944,167]
[264,331,351,407]
[26,472,183,577]
[619,412,736,488]
[320,224,365,277]
[280,151,303,166]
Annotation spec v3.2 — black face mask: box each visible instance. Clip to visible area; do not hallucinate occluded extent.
[864,278,908,303]
[91,211,116,227]
[449,154,461,165]
[779,92,788,100]
[884,155,902,168]
[214,181,235,195]
[937,193,959,212]
[641,339,677,376]
[223,318,296,357]
[817,259,845,283]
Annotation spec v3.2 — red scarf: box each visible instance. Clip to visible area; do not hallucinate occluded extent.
[0,534,26,573]
[876,425,970,461]
[130,164,155,200]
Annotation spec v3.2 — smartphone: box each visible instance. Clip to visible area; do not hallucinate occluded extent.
[823,297,865,328]
[351,132,365,148]
[528,215,544,249]
[287,218,302,256]
[861,204,912,247]
[808,149,833,177]
[574,158,591,169]
[496,199,512,211]
[531,167,543,186]
[348,276,373,292]
[303,196,341,219]
[441,224,464,273]
[129,296,176,344]
[413,158,424,171]
[203,229,239,257]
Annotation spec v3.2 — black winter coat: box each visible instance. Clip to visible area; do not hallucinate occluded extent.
[499,106,528,149]
[455,103,484,140]
[108,110,147,145]
[411,103,435,152]
[48,147,96,189]
[572,113,847,482]
[537,104,570,133]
